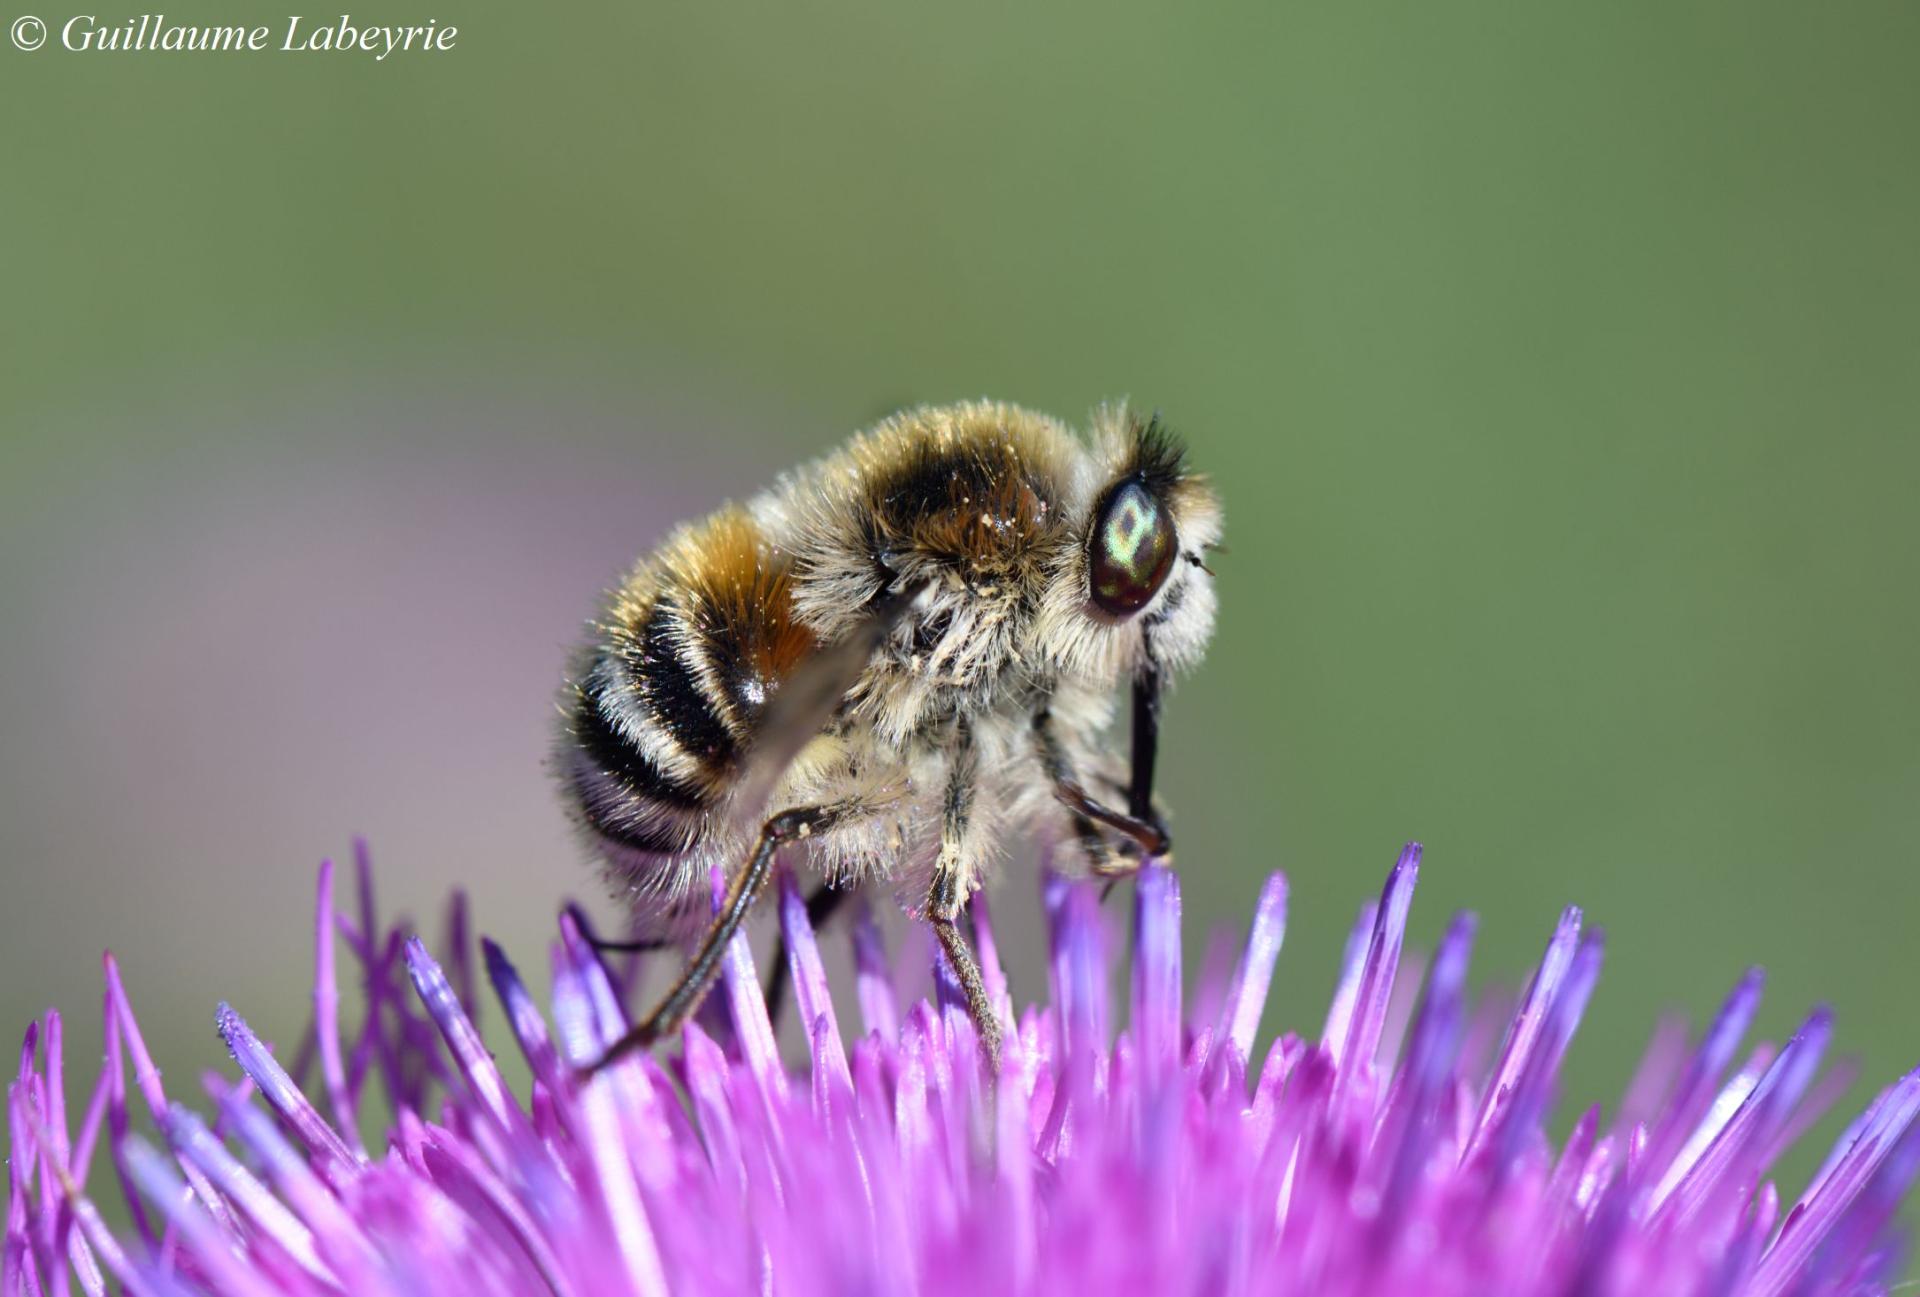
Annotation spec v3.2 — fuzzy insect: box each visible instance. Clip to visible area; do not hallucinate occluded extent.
[557,400,1222,1069]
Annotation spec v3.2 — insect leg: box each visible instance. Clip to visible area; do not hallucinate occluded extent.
[566,902,673,956]
[1127,662,1169,843]
[585,579,931,1075]
[584,800,860,1075]
[1033,706,1168,873]
[925,727,1004,1072]
[763,882,857,1028]
[928,871,1004,1074]
[1031,706,1112,867]
[579,936,667,954]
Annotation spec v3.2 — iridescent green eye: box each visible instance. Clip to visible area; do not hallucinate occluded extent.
[1089,479,1177,616]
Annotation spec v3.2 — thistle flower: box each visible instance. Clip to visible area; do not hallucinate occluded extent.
[7,842,1919,1296]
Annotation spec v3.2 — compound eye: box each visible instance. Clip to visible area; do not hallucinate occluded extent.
[1089,479,1177,616]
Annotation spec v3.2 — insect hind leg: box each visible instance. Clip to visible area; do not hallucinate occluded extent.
[581,577,931,1076]
[582,799,866,1076]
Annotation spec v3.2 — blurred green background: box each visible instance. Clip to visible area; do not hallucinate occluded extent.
[3,0,1917,1209]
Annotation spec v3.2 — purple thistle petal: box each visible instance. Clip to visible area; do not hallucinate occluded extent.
[17,1100,140,1297]
[777,872,851,1104]
[10,841,1920,1296]
[66,1037,110,1210]
[1330,845,1420,1118]
[30,1013,73,1297]
[548,935,673,1164]
[1751,1069,1920,1295]
[160,1104,337,1287]
[118,1139,281,1297]
[969,888,1013,1024]
[1660,1007,1834,1230]
[1646,965,1767,1182]
[1763,1053,1862,1173]
[1337,843,1420,1070]
[1046,873,1109,1063]
[213,1003,360,1182]
[1320,897,1378,1052]
[553,914,625,1051]
[351,836,377,962]
[346,930,408,1115]
[443,890,476,1027]
[215,1097,389,1291]
[1372,909,1476,1242]
[547,954,671,1297]
[710,866,785,1101]
[102,960,242,1246]
[1131,864,1182,1075]
[929,924,971,1045]
[100,957,165,1127]
[99,997,157,1250]
[1492,929,1606,1169]
[311,858,363,1157]
[1797,1100,1920,1294]
[561,901,648,1006]
[481,937,560,1093]
[1616,1010,1690,1136]
[682,1023,748,1199]
[1469,904,1584,1154]
[415,1125,578,1297]
[6,1033,35,1297]
[37,1013,69,1259]
[403,937,526,1138]
[993,1034,1038,1287]
[1372,944,1429,1076]
[1216,872,1288,1070]
[851,897,899,1042]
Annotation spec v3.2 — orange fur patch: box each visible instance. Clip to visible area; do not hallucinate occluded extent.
[673,508,817,696]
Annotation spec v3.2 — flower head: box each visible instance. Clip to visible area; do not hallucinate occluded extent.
[7,842,1919,1295]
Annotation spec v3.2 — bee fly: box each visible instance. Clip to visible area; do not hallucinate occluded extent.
[558,400,1222,1071]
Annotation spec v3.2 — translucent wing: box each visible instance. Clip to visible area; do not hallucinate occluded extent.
[733,577,932,822]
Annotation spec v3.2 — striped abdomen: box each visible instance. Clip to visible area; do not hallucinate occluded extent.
[561,508,815,873]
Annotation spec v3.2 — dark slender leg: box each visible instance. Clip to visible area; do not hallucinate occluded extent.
[764,882,856,1028]
[1129,662,1164,826]
[567,902,673,955]
[580,935,668,954]
[1034,708,1169,872]
[1113,664,1171,901]
[929,870,1004,1073]
[1032,708,1112,867]
[1055,778,1170,858]
[583,802,855,1076]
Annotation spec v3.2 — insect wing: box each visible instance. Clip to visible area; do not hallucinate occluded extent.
[732,577,932,823]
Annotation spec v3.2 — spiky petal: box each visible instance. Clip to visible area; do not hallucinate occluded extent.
[6,846,1918,1296]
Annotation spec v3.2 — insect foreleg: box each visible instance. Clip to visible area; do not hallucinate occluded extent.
[1033,706,1169,873]
[1127,661,1167,842]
